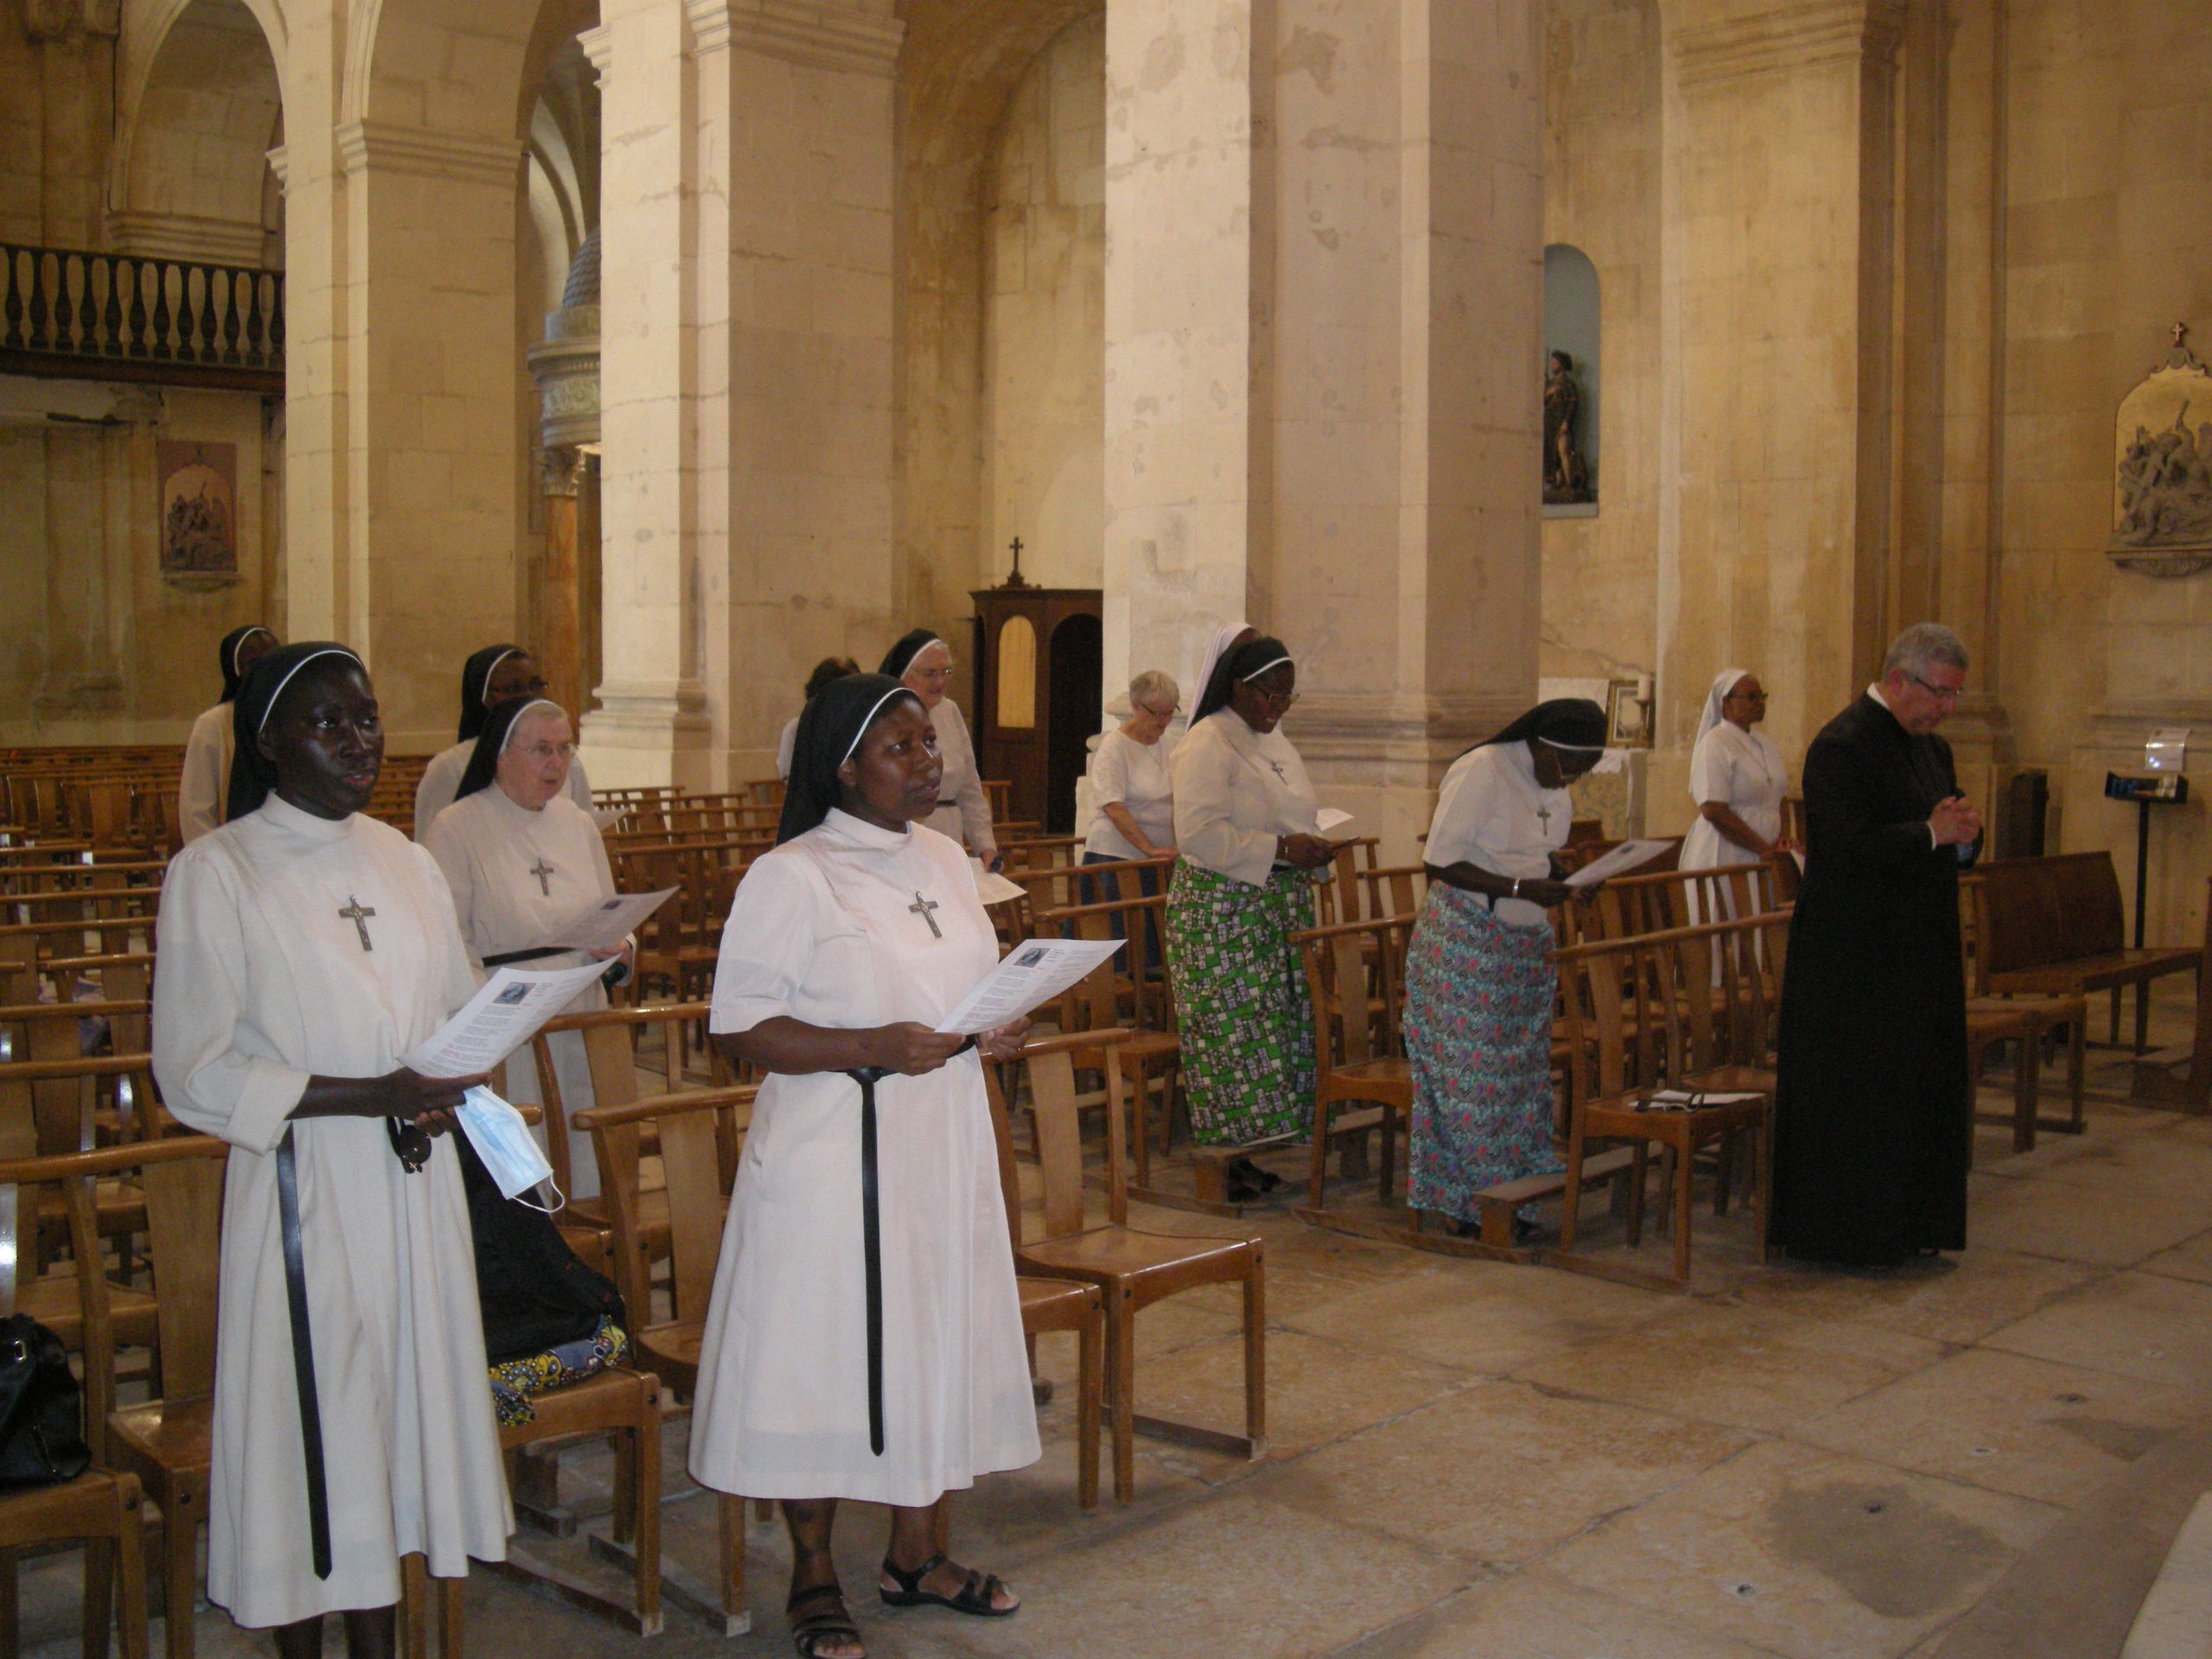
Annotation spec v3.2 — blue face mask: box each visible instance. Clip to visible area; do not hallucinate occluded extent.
[457,1085,562,1212]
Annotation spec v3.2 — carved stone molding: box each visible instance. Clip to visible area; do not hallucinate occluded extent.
[25,0,118,43]
[1281,691,1535,772]
[577,24,613,86]
[265,144,289,194]
[1673,0,1905,89]
[334,121,524,188]
[539,446,587,498]
[106,211,264,269]
[685,0,904,75]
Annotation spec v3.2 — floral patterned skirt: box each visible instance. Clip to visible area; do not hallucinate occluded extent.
[1166,860,1316,1146]
[1404,884,1560,1220]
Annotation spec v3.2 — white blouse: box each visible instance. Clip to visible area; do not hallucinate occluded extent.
[1083,728,1175,861]
[415,739,594,842]
[922,696,994,855]
[179,701,235,842]
[1425,742,1571,928]
[1170,711,1321,887]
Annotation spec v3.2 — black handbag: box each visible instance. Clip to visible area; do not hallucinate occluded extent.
[0,1313,92,1491]
[452,1133,627,1363]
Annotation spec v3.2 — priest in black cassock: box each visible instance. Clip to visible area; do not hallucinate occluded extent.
[1772,623,1985,1268]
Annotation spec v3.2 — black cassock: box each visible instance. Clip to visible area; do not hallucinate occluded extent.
[1773,693,1979,1266]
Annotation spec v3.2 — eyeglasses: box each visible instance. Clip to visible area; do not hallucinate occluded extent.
[1250,687,1300,709]
[518,741,577,763]
[1909,675,1963,705]
[1136,702,1179,720]
[1725,690,1769,703]
[911,665,954,683]
[493,677,550,699]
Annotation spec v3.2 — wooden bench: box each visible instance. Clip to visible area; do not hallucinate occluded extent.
[1974,853,2202,1052]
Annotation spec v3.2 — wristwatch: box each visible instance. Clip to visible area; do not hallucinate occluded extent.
[1510,877,1522,899]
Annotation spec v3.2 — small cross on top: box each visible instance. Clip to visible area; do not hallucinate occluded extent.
[909,889,943,939]
[338,894,377,952]
[529,858,555,897]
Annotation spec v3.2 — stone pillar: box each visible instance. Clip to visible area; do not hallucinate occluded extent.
[588,0,903,791]
[1657,1,1906,775]
[1103,0,1546,857]
[537,447,587,719]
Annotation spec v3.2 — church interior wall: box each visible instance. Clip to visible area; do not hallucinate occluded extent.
[981,10,1104,596]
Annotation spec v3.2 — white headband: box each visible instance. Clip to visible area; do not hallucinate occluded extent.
[1239,655,1293,682]
[839,687,918,768]
[498,698,563,756]
[1537,734,1607,753]
[255,649,361,734]
[907,639,950,671]
[230,626,273,676]
[478,646,523,703]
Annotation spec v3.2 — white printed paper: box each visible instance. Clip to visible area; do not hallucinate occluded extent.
[969,859,1027,907]
[402,959,612,1078]
[933,938,1124,1035]
[1563,838,1672,889]
[544,886,677,951]
[1315,808,1355,835]
[1640,1088,1765,1109]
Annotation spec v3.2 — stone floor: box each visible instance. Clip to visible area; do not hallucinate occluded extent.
[24,994,2212,1658]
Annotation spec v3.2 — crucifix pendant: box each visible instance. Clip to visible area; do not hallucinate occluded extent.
[908,890,943,938]
[528,858,555,897]
[338,894,377,952]
[1536,803,1553,830]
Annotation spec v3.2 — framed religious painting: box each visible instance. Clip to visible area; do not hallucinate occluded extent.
[156,439,239,577]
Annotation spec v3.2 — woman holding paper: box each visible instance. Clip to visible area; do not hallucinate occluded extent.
[151,643,511,1655]
[424,697,631,1199]
[691,671,1036,1659]
[1681,668,1793,879]
[1166,635,1333,1196]
[1405,699,1608,1236]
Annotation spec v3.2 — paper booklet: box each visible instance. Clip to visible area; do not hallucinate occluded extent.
[402,959,612,1078]
[933,938,1124,1035]
[544,886,678,951]
[1315,808,1355,835]
[1563,838,1671,889]
[969,859,1027,907]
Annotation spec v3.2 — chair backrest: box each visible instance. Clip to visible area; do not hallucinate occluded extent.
[1291,912,1415,1079]
[0,1135,229,1456]
[573,1073,751,1327]
[1019,1030,1130,1236]
[1977,852,2126,976]
[0,1052,155,1160]
[535,1001,717,1189]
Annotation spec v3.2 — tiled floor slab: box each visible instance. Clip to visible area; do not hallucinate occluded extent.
[2138,1228,2212,1286]
[1788,1346,2204,1505]
[1327,1569,1792,1658]
[1953,1173,2210,1269]
[1725,1247,2097,1346]
[1542,1440,2063,1659]
[1261,1376,1751,1565]
[1982,1271,2212,1393]
[1515,1300,1951,1433]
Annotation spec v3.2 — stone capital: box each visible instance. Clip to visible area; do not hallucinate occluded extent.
[684,0,903,75]
[265,143,289,194]
[539,445,588,498]
[1673,0,1906,88]
[334,121,524,188]
[106,211,265,269]
[577,24,614,86]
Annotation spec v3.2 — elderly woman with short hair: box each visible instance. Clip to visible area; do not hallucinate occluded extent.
[881,629,995,868]
[1084,670,1179,867]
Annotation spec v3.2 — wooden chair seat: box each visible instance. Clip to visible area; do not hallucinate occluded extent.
[108,1393,213,1471]
[633,1321,705,1395]
[1292,914,1416,1212]
[1016,1225,1256,1305]
[18,1272,158,1351]
[1990,947,2199,997]
[0,1470,151,1659]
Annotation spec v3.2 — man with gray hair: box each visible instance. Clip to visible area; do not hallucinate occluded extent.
[1771,622,1984,1268]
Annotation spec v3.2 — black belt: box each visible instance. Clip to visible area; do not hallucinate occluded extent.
[844,1033,977,1459]
[276,1131,334,1580]
[481,944,572,968]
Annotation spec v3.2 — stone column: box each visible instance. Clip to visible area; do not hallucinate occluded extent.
[588,0,903,790]
[537,446,588,719]
[1103,0,1546,857]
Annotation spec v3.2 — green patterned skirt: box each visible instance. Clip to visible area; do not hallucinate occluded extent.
[1166,860,1316,1146]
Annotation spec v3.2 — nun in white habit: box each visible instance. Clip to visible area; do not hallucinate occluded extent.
[1680,667,1791,874]
[412,644,593,839]
[152,643,510,1649]
[178,623,276,842]
[423,696,631,1199]
[691,671,1036,1659]
[879,629,995,866]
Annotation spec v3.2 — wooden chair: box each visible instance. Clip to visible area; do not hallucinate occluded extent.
[1556,928,1772,1284]
[1005,1030,1264,1503]
[0,1143,172,1659]
[1290,913,1415,1211]
[574,1077,753,1636]
[982,1065,1102,1510]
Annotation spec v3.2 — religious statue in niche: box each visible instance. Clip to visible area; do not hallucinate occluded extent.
[156,440,238,577]
[1543,350,1593,505]
[2108,324,2212,577]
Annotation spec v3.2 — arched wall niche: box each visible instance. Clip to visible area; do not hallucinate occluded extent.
[111,0,289,265]
[893,0,1103,702]
[1542,242,1600,512]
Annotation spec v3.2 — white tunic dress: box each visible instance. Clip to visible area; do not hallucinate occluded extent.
[921,698,995,855]
[179,702,234,842]
[690,809,1039,1506]
[151,795,512,1627]
[414,740,594,841]
[1170,711,1322,887]
[1083,728,1176,861]
[423,787,618,1199]
[1681,721,1788,872]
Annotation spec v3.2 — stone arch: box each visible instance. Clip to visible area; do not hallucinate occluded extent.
[340,0,580,141]
[111,0,289,264]
[894,0,1103,630]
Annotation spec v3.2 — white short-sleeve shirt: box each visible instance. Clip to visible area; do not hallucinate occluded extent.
[1425,742,1571,928]
[1083,728,1175,861]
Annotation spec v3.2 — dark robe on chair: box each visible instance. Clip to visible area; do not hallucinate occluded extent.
[1772,692,1980,1266]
